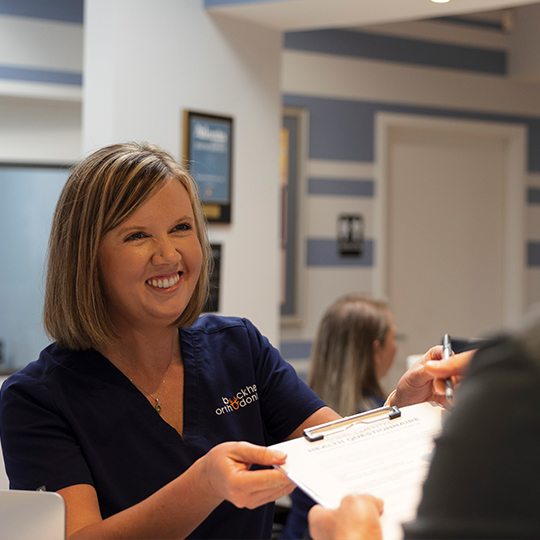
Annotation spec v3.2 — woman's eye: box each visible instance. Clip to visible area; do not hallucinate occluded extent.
[172,223,192,232]
[125,232,147,241]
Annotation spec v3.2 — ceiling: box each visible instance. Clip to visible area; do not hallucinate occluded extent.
[207,0,538,31]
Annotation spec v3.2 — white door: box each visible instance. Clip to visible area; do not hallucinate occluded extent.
[377,116,525,389]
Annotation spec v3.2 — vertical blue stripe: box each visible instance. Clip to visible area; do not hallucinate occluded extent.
[281,113,300,317]
[0,0,83,23]
[307,238,374,267]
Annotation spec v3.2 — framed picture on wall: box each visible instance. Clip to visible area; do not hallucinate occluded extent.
[203,243,222,313]
[183,110,233,223]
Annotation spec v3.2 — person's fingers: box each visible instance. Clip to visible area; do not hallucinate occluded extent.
[432,377,447,396]
[341,493,384,515]
[308,505,334,540]
[422,345,444,362]
[233,467,291,490]
[402,346,445,387]
[226,472,295,508]
[241,480,296,508]
[309,495,384,540]
[425,350,474,378]
[231,441,287,466]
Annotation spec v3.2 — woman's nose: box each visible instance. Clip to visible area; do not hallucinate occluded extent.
[152,237,180,265]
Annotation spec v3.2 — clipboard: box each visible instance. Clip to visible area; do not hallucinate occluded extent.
[303,405,402,442]
[270,401,444,540]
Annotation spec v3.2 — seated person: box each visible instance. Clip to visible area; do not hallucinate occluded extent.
[281,295,397,540]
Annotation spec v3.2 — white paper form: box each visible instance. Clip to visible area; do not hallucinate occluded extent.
[270,402,444,540]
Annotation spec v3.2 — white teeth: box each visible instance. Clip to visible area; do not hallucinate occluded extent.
[147,273,180,289]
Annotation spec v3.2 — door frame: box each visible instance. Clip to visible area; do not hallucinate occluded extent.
[374,113,527,327]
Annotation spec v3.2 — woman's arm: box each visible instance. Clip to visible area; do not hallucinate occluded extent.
[61,441,294,539]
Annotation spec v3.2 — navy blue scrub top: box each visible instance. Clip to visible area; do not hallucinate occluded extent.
[0,315,325,539]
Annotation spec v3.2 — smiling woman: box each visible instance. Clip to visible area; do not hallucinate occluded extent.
[43,144,211,351]
[0,142,338,540]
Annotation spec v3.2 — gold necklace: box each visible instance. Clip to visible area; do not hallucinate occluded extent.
[128,356,174,415]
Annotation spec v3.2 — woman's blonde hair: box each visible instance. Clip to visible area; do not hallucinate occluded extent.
[308,294,390,416]
[44,142,211,350]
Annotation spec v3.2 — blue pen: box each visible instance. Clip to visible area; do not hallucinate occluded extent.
[442,334,454,401]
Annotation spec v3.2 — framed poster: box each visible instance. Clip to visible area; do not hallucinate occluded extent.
[184,110,233,223]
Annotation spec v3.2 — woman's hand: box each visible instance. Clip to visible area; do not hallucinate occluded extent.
[199,441,295,509]
[308,494,384,540]
[388,348,475,408]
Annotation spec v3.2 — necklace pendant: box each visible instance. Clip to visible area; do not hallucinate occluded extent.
[154,398,162,414]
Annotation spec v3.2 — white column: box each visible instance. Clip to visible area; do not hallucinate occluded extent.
[83,0,282,342]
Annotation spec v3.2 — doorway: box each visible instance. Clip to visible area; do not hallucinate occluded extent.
[375,114,526,388]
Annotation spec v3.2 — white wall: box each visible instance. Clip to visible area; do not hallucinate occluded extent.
[0,96,81,163]
[84,0,283,342]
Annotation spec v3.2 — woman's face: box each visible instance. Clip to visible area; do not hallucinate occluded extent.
[375,313,397,379]
[98,178,203,333]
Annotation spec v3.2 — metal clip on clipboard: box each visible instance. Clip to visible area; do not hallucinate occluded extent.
[303,405,402,442]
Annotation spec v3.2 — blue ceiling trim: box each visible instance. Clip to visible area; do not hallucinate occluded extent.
[0,0,83,24]
[432,16,504,32]
[285,29,506,75]
[205,0,282,6]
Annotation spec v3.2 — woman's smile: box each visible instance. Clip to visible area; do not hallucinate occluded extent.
[145,271,183,290]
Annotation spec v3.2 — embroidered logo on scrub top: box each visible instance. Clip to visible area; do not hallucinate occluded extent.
[215,384,258,415]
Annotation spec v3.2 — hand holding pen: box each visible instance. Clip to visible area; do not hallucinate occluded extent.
[423,342,476,404]
[388,340,475,408]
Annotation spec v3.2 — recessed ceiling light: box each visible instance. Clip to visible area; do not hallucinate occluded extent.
[431,0,451,3]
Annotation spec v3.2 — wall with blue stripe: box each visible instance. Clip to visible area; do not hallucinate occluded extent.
[0,0,83,88]
[0,0,83,162]
[279,18,540,379]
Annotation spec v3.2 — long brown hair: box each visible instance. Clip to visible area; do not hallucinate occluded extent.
[44,142,211,350]
[308,294,391,416]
